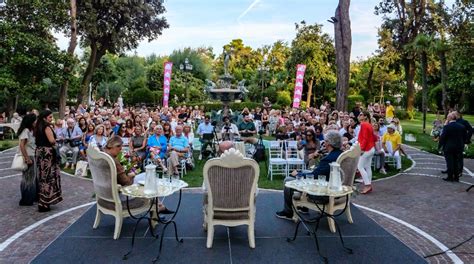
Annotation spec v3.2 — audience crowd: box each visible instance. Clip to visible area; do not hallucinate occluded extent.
[3,96,472,213]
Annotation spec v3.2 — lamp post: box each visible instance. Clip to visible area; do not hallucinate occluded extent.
[257,55,270,102]
[180,57,193,103]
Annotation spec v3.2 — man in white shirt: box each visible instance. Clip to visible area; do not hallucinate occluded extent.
[197,116,214,160]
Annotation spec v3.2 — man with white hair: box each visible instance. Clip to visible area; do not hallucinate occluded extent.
[167,125,190,176]
[382,124,402,170]
[58,118,83,169]
[276,131,343,220]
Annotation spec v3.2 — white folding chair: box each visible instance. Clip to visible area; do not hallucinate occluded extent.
[285,140,305,176]
[267,140,287,181]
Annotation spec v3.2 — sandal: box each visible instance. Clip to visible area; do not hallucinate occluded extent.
[360,186,373,194]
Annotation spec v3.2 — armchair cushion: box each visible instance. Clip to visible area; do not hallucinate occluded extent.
[97,197,148,211]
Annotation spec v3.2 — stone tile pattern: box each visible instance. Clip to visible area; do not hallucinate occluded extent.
[354,146,474,264]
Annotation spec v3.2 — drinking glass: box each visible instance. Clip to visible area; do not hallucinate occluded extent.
[318,175,327,186]
[306,174,314,182]
[296,173,303,181]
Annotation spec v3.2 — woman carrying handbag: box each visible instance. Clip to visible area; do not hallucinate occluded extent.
[17,114,38,206]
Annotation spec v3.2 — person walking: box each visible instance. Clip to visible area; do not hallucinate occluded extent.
[18,114,37,206]
[439,112,466,182]
[34,110,62,212]
[357,111,377,194]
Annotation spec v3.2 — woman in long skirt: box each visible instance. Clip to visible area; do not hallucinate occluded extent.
[34,110,62,212]
[18,114,38,206]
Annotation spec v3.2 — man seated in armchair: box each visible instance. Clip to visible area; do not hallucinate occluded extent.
[275,131,343,220]
[167,125,190,176]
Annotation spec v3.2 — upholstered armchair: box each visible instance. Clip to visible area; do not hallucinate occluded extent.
[87,146,153,239]
[292,144,361,233]
[203,148,260,248]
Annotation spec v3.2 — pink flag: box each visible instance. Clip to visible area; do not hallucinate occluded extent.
[292,64,306,108]
[162,62,173,107]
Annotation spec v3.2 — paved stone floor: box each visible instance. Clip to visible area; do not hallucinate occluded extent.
[0,145,472,263]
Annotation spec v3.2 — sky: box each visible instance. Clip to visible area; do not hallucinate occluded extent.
[56,0,388,60]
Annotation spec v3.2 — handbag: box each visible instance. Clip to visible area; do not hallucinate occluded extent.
[11,154,27,171]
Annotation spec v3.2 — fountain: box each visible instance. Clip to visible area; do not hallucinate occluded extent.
[205,49,248,121]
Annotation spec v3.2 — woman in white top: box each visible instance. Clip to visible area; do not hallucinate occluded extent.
[89,125,108,150]
[18,114,37,206]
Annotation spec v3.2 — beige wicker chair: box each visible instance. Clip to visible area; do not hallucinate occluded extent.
[87,146,153,239]
[203,148,259,248]
[293,144,361,233]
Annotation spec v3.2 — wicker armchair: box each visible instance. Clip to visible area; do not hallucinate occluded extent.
[292,144,361,233]
[203,148,260,248]
[87,146,153,239]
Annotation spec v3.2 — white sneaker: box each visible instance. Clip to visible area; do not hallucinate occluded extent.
[380,168,387,175]
[198,154,202,160]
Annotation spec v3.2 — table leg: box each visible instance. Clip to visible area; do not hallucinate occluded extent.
[123,197,157,260]
[152,190,184,262]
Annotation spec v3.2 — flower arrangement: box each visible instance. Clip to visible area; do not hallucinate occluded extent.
[117,151,141,174]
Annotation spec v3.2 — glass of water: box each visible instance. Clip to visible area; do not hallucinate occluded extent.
[318,175,327,186]
[306,174,314,182]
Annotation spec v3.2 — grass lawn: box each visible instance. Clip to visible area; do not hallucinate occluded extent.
[0,139,18,151]
[400,112,474,158]
[182,150,411,190]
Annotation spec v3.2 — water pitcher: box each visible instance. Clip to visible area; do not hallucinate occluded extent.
[144,164,157,195]
[328,162,342,191]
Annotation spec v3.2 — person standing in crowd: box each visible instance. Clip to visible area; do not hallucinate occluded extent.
[18,114,37,206]
[34,110,62,212]
[439,112,466,182]
[262,96,272,112]
[357,111,377,194]
[58,118,83,170]
[385,101,395,123]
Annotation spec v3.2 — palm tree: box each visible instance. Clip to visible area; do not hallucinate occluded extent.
[433,39,450,116]
[411,34,432,134]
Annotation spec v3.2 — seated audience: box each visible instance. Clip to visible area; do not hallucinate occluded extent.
[167,125,190,176]
[382,124,402,171]
[58,118,83,169]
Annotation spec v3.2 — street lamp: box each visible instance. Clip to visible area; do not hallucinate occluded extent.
[257,55,270,102]
[179,57,193,103]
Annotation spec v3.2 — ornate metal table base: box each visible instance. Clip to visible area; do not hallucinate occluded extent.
[287,195,353,263]
[123,190,184,263]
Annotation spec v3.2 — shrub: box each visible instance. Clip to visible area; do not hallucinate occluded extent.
[348,95,364,110]
[132,88,154,105]
[276,91,291,107]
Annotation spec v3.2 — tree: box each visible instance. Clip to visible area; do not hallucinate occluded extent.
[375,0,427,112]
[286,21,335,108]
[59,0,77,119]
[411,34,432,133]
[332,0,352,111]
[0,0,69,115]
[76,1,169,104]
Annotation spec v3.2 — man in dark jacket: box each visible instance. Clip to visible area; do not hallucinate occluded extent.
[439,113,466,182]
[275,131,343,220]
[455,111,473,144]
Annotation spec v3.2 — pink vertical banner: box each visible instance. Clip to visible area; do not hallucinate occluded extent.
[292,64,306,108]
[162,62,173,107]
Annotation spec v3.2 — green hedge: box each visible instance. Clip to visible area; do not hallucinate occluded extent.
[348,95,364,110]
[169,101,282,112]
